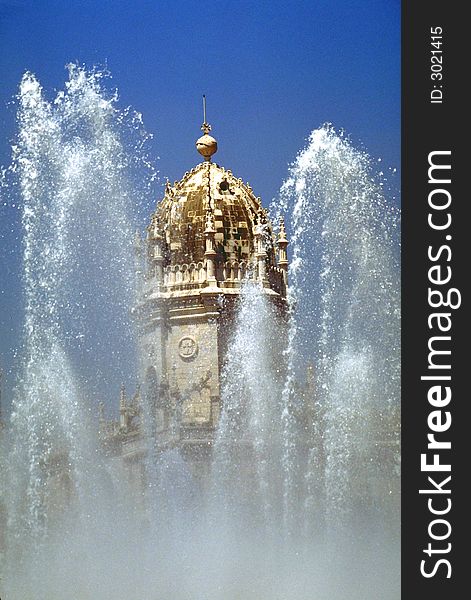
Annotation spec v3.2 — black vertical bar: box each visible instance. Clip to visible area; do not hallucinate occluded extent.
[403,2,464,597]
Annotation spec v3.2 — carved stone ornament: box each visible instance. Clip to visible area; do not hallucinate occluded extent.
[178,336,198,359]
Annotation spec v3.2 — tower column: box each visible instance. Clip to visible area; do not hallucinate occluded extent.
[277,216,289,286]
[255,210,268,286]
[133,229,144,296]
[148,215,165,284]
[204,208,217,284]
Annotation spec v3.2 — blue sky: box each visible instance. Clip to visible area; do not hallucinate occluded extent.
[0,0,400,405]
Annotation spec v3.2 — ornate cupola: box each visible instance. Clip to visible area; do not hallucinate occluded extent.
[145,121,286,296]
[133,105,289,466]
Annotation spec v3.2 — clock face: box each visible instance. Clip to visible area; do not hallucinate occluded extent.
[178,336,198,359]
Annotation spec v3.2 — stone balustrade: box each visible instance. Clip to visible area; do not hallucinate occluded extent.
[217,259,249,287]
[163,261,207,288]
[144,258,286,294]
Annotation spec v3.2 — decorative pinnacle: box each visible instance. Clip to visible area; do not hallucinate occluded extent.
[196,95,218,161]
[151,214,161,238]
[278,216,288,242]
[254,209,263,236]
[257,208,266,227]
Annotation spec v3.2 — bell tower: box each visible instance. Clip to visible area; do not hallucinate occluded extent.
[135,108,289,461]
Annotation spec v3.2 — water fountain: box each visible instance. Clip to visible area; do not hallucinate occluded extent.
[274,126,400,537]
[0,69,400,599]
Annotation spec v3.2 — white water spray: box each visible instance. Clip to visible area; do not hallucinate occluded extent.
[275,124,400,533]
[1,66,157,599]
[212,283,286,530]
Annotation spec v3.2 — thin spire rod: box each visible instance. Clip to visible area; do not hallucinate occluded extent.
[200,94,211,135]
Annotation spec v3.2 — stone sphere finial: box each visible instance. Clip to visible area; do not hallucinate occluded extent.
[196,131,218,161]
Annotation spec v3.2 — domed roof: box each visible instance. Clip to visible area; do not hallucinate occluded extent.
[150,160,275,265]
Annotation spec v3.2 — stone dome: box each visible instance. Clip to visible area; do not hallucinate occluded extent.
[149,160,276,266]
